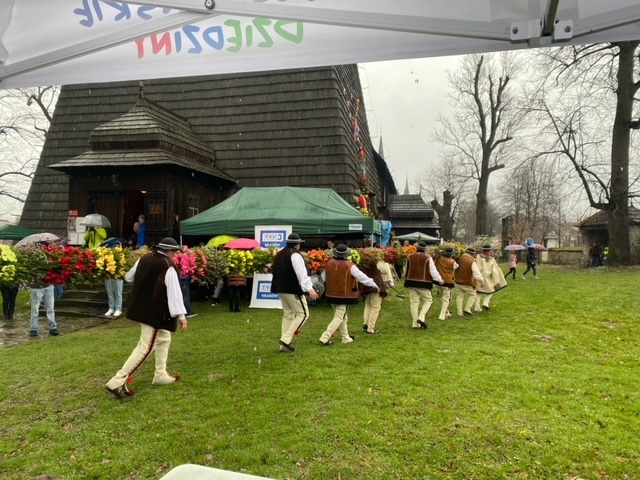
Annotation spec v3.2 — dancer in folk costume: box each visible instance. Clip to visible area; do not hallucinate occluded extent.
[404,241,444,329]
[270,233,318,352]
[360,258,393,334]
[319,244,378,345]
[454,246,485,317]
[474,245,508,312]
[434,247,458,321]
[105,237,187,399]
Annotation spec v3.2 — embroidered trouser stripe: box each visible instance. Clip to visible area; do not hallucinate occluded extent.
[280,293,309,345]
[106,324,160,390]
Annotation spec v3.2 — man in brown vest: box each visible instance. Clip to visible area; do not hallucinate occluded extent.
[105,237,188,399]
[454,246,485,317]
[404,241,444,329]
[434,246,458,321]
[319,244,378,345]
[271,233,318,352]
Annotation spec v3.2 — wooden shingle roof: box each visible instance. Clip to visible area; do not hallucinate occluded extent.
[20,66,387,233]
[575,206,640,229]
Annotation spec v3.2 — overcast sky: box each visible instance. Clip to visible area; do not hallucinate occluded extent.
[359,55,465,194]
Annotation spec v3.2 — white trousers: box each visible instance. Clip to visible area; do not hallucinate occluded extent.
[279,293,309,346]
[437,286,453,320]
[474,293,494,311]
[320,304,354,343]
[408,287,433,327]
[363,293,383,332]
[456,284,477,315]
[106,324,172,389]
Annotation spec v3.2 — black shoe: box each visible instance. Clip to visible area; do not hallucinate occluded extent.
[186,312,198,318]
[49,328,59,336]
[319,340,334,346]
[481,305,490,311]
[29,330,38,337]
[417,320,428,329]
[279,340,296,352]
[106,384,134,399]
[463,311,473,316]
[362,324,368,331]
[233,308,241,313]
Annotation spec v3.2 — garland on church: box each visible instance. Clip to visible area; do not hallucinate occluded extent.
[346,92,371,216]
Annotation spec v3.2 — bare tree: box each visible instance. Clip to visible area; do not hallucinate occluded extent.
[528,42,640,266]
[432,52,526,236]
[0,86,57,219]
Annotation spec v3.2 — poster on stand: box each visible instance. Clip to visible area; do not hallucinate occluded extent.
[249,273,282,309]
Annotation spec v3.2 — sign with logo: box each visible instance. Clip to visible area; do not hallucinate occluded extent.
[249,273,282,309]
[349,224,363,231]
[255,225,292,248]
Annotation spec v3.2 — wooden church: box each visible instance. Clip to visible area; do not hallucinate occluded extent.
[19,65,400,245]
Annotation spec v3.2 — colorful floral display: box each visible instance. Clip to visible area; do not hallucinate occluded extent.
[223,249,254,276]
[357,247,384,269]
[300,249,330,274]
[93,246,131,280]
[0,245,18,285]
[174,247,208,282]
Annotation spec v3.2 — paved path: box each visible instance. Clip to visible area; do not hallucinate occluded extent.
[0,313,113,347]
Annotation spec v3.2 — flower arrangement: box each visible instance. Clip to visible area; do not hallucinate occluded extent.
[14,245,49,287]
[300,249,329,274]
[469,235,502,255]
[250,248,275,274]
[199,247,227,284]
[93,246,132,280]
[402,245,417,255]
[0,245,18,285]
[381,246,406,265]
[223,249,253,276]
[357,247,384,269]
[174,246,208,282]
[43,245,96,286]
[430,242,467,259]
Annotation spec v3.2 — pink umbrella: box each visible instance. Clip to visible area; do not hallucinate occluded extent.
[224,238,260,250]
[528,243,547,252]
[504,244,526,251]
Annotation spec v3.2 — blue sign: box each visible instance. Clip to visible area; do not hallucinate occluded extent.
[257,280,280,300]
[259,229,287,248]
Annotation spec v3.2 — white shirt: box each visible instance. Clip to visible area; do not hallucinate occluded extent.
[291,251,314,293]
[125,253,187,319]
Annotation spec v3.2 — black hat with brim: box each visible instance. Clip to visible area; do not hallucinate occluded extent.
[154,237,182,251]
[286,233,305,244]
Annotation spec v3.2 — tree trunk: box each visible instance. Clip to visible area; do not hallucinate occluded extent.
[607,42,637,266]
[431,190,455,240]
[476,175,489,236]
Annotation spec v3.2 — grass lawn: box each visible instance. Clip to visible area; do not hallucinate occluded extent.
[1,265,639,479]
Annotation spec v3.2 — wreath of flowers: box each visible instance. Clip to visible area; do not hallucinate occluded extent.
[0,245,18,285]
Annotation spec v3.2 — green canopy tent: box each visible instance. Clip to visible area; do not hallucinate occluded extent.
[395,231,441,244]
[180,186,375,237]
[0,223,38,241]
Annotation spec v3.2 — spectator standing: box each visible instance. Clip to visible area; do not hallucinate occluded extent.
[0,281,19,320]
[136,214,146,248]
[270,233,318,352]
[588,242,602,268]
[84,226,107,249]
[226,274,246,313]
[105,237,187,399]
[29,282,58,337]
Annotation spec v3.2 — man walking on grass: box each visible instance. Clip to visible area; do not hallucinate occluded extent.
[319,244,378,346]
[404,241,444,329]
[454,246,485,317]
[270,233,318,353]
[105,237,187,399]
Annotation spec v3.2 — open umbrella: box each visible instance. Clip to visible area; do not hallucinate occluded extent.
[207,235,237,248]
[529,243,547,252]
[224,238,260,250]
[0,223,38,241]
[80,213,111,228]
[14,232,67,247]
[504,244,526,251]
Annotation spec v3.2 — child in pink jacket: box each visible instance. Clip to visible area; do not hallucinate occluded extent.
[505,252,517,280]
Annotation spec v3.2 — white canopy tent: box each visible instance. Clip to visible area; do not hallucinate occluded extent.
[1,0,640,88]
